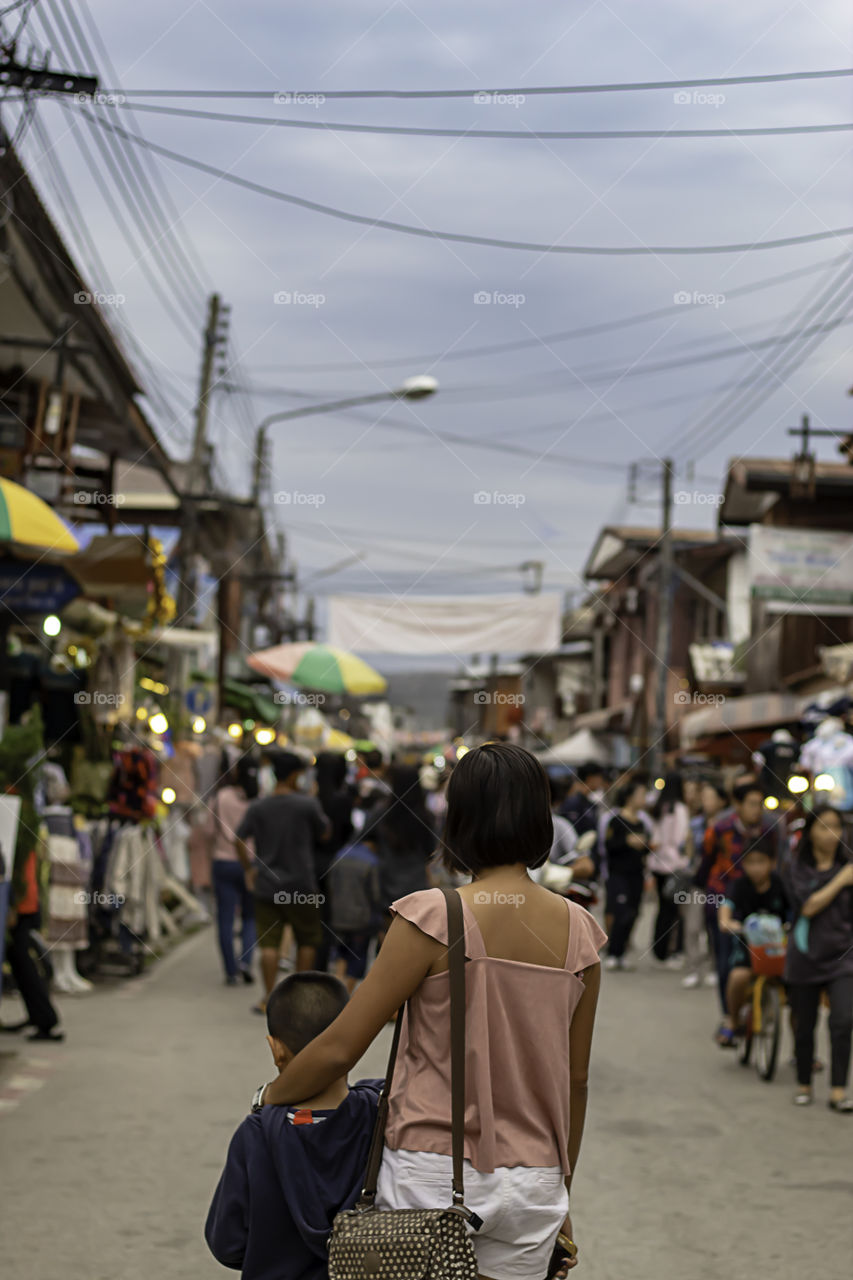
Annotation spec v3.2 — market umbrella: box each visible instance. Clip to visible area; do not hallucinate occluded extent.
[247,642,387,695]
[0,478,79,554]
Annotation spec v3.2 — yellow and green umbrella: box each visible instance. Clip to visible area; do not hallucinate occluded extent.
[0,478,79,554]
[248,642,386,695]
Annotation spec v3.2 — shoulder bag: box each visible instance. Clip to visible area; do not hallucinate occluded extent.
[328,886,481,1280]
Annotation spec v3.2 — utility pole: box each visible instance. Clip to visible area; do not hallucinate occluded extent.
[651,458,674,776]
[177,293,229,625]
[189,293,227,490]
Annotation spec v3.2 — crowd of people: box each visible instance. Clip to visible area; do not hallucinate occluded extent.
[198,740,853,1280]
[547,758,853,1112]
[203,741,853,1114]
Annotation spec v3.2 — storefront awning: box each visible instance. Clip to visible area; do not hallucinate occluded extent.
[680,691,802,747]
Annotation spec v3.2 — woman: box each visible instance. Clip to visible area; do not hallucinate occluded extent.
[604,778,651,972]
[783,807,853,1111]
[647,772,690,966]
[208,753,259,986]
[681,779,729,989]
[314,751,354,971]
[259,743,606,1275]
[369,764,436,911]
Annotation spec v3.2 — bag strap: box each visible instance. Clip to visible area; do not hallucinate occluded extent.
[359,887,467,1206]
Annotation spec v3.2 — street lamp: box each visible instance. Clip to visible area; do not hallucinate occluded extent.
[251,375,439,503]
[256,375,438,439]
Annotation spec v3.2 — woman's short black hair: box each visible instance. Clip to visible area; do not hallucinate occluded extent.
[441,742,553,875]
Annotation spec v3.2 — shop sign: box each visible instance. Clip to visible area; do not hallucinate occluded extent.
[0,558,80,614]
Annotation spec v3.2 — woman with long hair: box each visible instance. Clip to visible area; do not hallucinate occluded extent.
[647,772,690,965]
[258,743,607,1273]
[208,752,259,986]
[313,751,354,970]
[784,806,853,1111]
[370,763,436,909]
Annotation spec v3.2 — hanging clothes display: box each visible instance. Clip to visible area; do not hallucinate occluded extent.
[108,747,159,821]
[799,718,853,811]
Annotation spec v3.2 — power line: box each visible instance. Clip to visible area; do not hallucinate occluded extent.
[41,0,205,324]
[99,100,853,141]
[101,67,853,100]
[238,255,848,373]
[82,111,853,258]
[670,257,853,460]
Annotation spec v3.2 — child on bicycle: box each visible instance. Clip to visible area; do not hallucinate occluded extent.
[718,834,789,1045]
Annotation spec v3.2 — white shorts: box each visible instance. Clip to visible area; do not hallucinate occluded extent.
[375,1146,568,1280]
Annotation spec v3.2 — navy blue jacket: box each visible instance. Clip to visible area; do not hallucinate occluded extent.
[205,1079,382,1280]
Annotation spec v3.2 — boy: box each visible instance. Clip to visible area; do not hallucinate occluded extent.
[205,973,381,1280]
[719,836,789,1040]
[328,837,383,993]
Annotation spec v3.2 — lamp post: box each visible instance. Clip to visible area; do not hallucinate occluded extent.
[251,375,439,498]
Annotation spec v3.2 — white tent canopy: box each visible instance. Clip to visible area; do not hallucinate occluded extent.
[536,728,614,766]
[328,593,561,655]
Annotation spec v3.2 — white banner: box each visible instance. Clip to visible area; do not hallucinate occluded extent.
[749,525,853,606]
[328,593,561,656]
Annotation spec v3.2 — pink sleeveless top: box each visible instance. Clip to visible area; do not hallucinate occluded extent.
[383,888,608,1174]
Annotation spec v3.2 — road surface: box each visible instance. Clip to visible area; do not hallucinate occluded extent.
[1,902,850,1280]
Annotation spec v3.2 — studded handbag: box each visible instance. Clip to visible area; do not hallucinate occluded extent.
[328,887,481,1280]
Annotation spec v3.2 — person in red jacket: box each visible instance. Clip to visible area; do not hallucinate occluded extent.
[1,847,64,1041]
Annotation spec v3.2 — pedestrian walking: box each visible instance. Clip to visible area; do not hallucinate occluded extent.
[783,807,853,1111]
[259,743,606,1273]
[696,780,772,1043]
[681,779,729,989]
[647,772,690,966]
[205,752,259,986]
[236,752,330,1007]
[604,779,652,971]
[314,751,354,971]
[367,765,435,914]
[1,847,63,1041]
[329,836,383,991]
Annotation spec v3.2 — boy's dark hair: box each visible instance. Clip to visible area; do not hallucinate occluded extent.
[266,972,349,1053]
[441,742,552,874]
[272,750,305,783]
[733,780,764,806]
[742,833,777,862]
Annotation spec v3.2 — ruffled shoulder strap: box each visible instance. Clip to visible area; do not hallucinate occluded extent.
[565,900,608,975]
[390,887,485,958]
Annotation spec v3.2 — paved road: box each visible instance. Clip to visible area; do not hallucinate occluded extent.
[1,902,851,1280]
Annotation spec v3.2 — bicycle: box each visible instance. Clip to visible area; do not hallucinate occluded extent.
[738,939,787,1082]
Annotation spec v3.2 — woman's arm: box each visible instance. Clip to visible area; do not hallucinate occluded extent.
[800,862,853,918]
[565,961,601,1192]
[264,914,443,1105]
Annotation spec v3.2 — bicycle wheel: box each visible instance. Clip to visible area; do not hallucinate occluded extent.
[754,981,781,1082]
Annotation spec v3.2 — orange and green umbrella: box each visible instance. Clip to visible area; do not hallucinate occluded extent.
[0,478,79,554]
[248,642,386,695]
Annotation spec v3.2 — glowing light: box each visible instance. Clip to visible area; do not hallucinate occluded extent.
[814,773,835,792]
[654,777,665,790]
[764,796,780,810]
[456,744,469,758]
[243,719,255,731]
[148,712,169,735]
[434,755,446,769]
[136,706,148,722]
[192,716,207,734]
[161,787,176,805]
[227,723,243,739]
[255,727,276,746]
[139,676,169,696]
[787,775,809,795]
[67,645,77,656]
[345,749,357,762]
[339,709,351,721]
[43,615,61,637]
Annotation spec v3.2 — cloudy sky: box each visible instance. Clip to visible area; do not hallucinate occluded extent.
[10,0,852,631]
